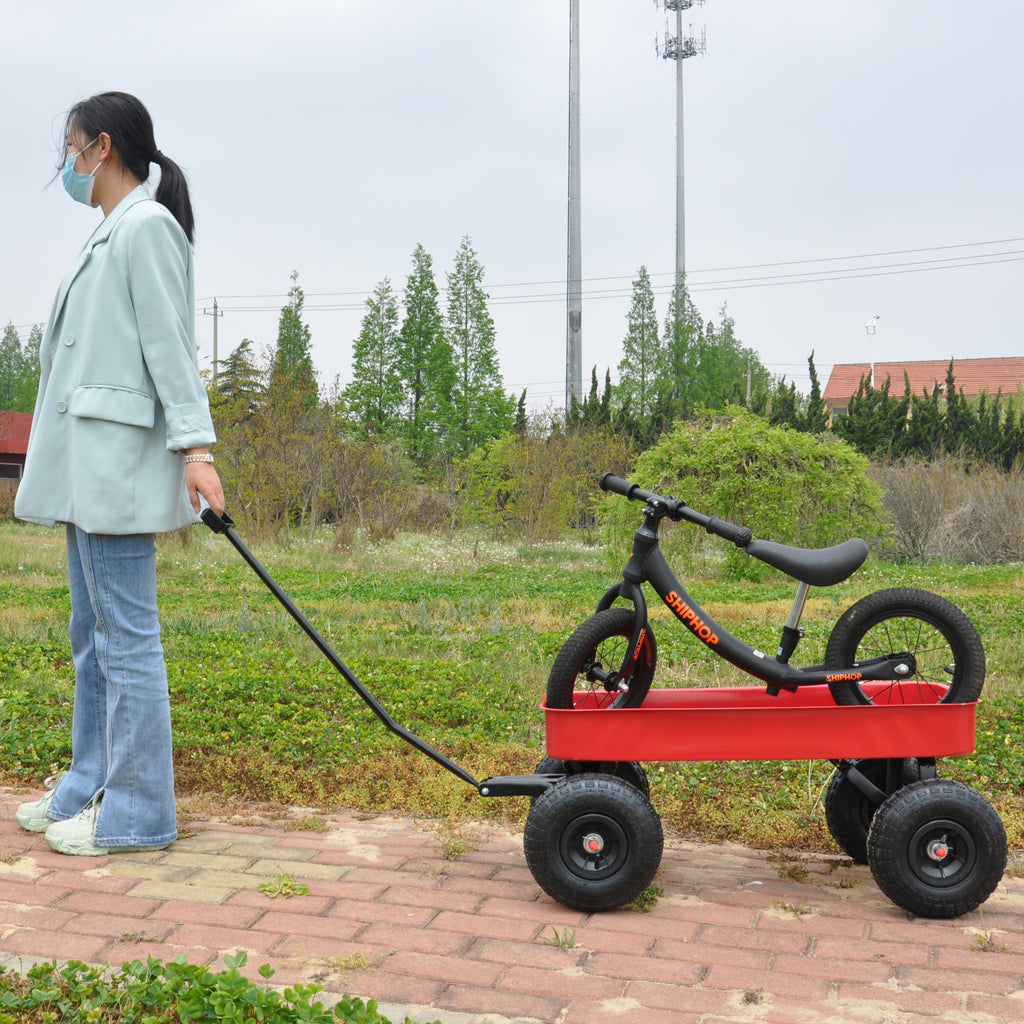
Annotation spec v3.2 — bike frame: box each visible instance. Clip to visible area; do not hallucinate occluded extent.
[597,500,910,696]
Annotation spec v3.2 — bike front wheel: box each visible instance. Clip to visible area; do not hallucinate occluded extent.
[546,608,657,710]
[825,588,985,706]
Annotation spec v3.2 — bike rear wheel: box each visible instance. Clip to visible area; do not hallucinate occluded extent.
[825,588,984,706]
[546,608,657,710]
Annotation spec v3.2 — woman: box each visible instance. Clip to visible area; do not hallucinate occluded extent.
[14,92,225,856]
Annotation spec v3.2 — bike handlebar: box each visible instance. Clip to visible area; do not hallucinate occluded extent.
[599,472,752,548]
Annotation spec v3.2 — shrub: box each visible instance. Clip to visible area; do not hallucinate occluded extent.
[871,456,1024,562]
[603,410,889,579]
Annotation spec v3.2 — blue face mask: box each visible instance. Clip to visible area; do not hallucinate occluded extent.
[61,138,102,207]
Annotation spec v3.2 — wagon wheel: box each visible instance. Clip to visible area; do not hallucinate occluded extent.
[523,774,663,912]
[867,779,1006,919]
[824,758,931,865]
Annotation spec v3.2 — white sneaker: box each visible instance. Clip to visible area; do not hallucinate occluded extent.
[15,773,67,833]
[44,800,169,857]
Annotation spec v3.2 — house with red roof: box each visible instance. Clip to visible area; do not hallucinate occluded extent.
[0,412,32,493]
[823,357,1024,420]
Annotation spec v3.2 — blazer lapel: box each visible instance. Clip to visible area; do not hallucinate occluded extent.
[46,187,153,343]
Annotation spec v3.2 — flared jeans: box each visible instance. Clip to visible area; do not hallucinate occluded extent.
[47,525,177,847]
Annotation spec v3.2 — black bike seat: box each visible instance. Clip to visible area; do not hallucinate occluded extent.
[745,537,869,587]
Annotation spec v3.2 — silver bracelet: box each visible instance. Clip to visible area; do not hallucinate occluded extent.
[183,453,215,464]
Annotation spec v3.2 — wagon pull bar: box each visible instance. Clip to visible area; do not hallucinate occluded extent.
[200,508,482,790]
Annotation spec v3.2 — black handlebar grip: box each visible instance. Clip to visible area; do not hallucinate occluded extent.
[706,516,753,548]
[599,473,632,496]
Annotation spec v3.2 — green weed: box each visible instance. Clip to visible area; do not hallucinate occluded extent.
[0,953,434,1023]
[258,872,310,899]
[541,926,577,950]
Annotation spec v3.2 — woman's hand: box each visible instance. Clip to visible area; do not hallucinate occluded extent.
[185,461,226,516]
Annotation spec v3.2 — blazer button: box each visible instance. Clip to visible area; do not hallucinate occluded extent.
[63,334,75,346]
[56,401,68,413]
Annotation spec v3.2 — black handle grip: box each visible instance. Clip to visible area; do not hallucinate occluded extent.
[705,515,753,548]
[201,508,236,534]
[599,472,640,498]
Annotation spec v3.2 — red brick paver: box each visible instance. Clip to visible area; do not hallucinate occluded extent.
[1,788,1022,1024]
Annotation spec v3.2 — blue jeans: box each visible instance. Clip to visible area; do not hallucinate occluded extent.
[48,526,177,847]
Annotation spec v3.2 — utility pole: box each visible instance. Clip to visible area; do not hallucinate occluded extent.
[865,315,880,387]
[201,298,223,385]
[656,1,706,287]
[566,0,583,414]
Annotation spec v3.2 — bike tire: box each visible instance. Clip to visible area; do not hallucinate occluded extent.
[824,588,985,706]
[546,608,657,710]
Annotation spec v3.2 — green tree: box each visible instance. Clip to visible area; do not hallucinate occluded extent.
[616,267,661,424]
[212,339,263,419]
[801,351,829,433]
[272,270,317,402]
[0,322,24,411]
[397,244,454,465]
[903,379,944,459]
[833,373,909,459]
[444,236,514,456]
[344,277,404,437]
[661,276,705,420]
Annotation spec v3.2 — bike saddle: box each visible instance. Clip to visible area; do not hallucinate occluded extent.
[745,537,869,587]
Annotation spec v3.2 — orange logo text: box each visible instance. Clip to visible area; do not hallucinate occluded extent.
[666,591,720,645]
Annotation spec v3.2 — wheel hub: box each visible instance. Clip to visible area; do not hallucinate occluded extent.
[927,838,950,862]
[582,832,605,854]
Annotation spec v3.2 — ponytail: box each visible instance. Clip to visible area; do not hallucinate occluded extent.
[152,151,195,245]
[62,92,196,244]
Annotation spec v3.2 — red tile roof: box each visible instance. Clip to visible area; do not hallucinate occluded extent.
[823,357,1024,407]
[0,412,32,456]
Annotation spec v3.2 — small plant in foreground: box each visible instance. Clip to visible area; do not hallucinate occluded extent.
[972,930,1010,953]
[541,926,577,950]
[771,897,814,918]
[0,953,436,1023]
[258,871,311,899]
[629,884,663,913]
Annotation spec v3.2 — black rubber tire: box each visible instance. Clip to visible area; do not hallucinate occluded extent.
[867,779,1007,919]
[523,773,664,912]
[546,608,657,710]
[824,758,928,864]
[825,588,985,706]
[534,756,651,800]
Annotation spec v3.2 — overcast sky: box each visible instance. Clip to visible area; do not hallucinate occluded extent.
[4,1,1022,411]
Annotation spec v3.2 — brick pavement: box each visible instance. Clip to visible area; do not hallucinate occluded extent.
[1,787,1023,1024]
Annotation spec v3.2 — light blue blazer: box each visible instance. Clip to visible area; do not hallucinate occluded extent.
[15,186,216,534]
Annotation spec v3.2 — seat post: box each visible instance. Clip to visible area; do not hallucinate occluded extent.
[776,581,811,664]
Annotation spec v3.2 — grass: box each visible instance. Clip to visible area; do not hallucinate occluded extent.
[2,519,1023,852]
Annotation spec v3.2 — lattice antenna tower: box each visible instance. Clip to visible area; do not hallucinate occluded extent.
[655,0,706,290]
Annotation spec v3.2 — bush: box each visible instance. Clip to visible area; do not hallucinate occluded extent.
[604,410,889,579]
[871,456,1024,562]
[455,420,632,544]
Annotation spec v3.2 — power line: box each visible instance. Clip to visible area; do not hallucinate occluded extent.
[194,235,1024,316]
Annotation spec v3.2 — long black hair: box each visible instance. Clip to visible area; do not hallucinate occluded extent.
[61,92,195,244]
